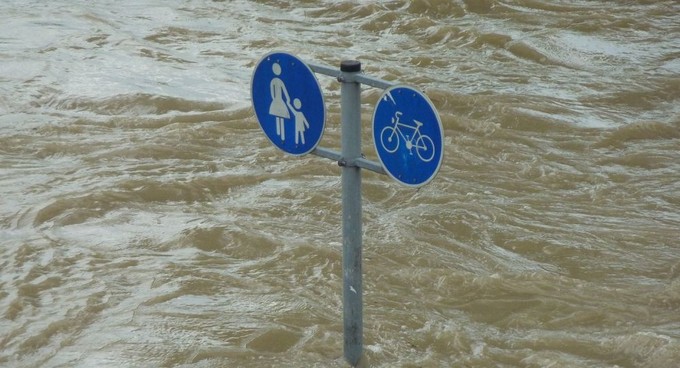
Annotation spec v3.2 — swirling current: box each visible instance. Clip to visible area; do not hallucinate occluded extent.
[1,1,679,367]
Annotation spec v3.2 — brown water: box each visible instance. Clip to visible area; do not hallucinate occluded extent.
[1,1,679,367]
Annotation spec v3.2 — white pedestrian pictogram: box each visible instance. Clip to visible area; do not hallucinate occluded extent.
[267,63,310,145]
[289,98,310,144]
[269,62,291,141]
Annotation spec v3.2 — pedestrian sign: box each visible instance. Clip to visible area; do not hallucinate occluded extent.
[251,52,325,155]
[372,85,444,187]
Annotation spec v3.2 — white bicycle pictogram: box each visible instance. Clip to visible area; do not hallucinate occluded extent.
[380,111,436,162]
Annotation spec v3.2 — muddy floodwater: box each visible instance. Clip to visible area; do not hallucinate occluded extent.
[1,1,679,367]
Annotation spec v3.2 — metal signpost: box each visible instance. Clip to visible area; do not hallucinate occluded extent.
[251,52,444,367]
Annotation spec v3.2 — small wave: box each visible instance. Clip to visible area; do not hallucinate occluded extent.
[16,290,108,355]
[246,328,303,353]
[359,11,410,33]
[596,120,680,148]
[420,24,470,46]
[604,332,679,368]
[305,2,382,21]
[406,0,466,18]
[461,0,495,14]
[144,26,221,45]
[474,33,580,69]
[38,93,226,116]
[505,40,567,67]
[585,77,680,112]
[506,0,594,13]
[175,225,280,258]
[138,47,196,64]
[31,174,253,227]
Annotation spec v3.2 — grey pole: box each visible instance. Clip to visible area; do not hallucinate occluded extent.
[339,59,363,367]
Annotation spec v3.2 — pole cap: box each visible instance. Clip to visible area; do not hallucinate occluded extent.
[340,60,361,73]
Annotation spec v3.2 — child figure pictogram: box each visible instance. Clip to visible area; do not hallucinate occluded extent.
[288,98,310,145]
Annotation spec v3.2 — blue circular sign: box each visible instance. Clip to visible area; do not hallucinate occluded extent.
[372,86,444,187]
[251,52,325,156]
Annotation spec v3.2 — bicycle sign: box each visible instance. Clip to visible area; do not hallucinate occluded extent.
[372,85,443,187]
[380,111,436,162]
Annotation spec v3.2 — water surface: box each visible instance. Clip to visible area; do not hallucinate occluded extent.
[1,1,679,367]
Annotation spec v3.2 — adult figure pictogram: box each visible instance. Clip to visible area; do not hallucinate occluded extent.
[268,62,291,141]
